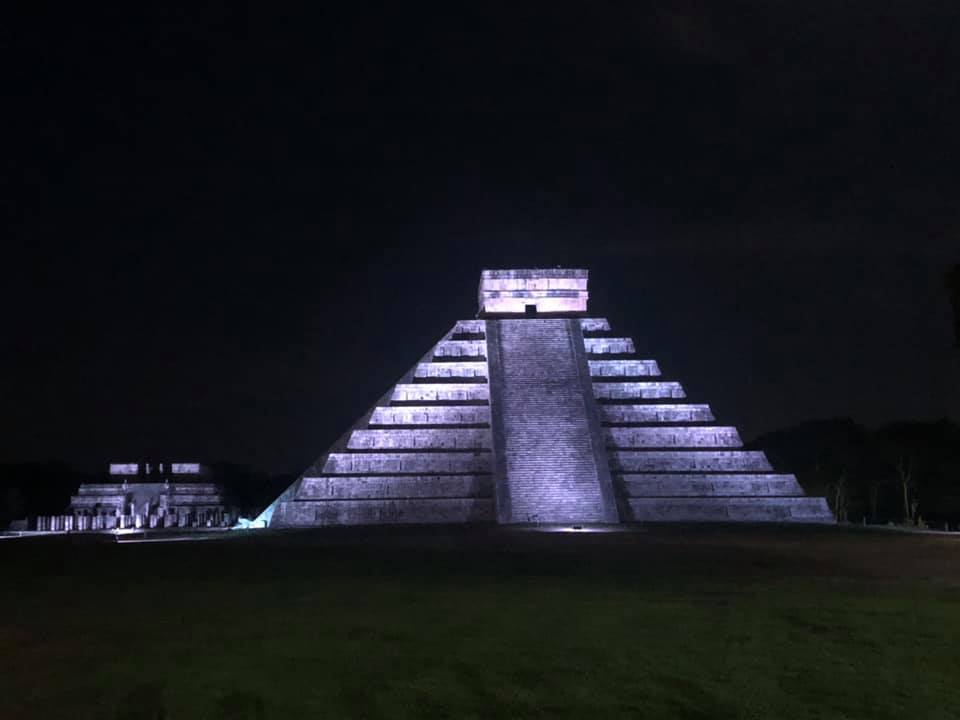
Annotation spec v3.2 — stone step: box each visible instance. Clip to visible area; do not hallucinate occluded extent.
[589,360,661,377]
[323,452,492,475]
[347,428,492,450]
[434,340,487,359]
[605,427,742,448]
[584,337,635,354]
[297,475,493,500]
[369,406,491,426]
[623,497,834,523]
[415,362,488,380]
[610,450,773,472]
[594,382,686,400]
[274,498,495,526]
[453,320,486,336]
[392,384,490,403]
[600,404,715,423]
[618,473,805,497]
[580,318,611,332]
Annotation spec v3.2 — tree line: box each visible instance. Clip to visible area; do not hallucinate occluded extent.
[750,418,960,527]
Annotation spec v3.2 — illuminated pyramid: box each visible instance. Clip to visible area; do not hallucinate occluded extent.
[258,269,833,527]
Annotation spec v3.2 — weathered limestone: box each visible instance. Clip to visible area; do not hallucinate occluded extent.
[488,319,617,523]
[369,406,491,426]
[323,452,492,475]
[584,338,636,354]
[414,362,488,380]
[260,268,834,527]
[46,462,234,532]
[588,360,661,377]
[624,497,833,522]
[600,404,715,423]
[479,268,589,315]
[299,475,493,499]
[610,450,773,472]
[580,318,611,332]
[392,384,489,403]
[604,427,743,448]
[593,382,686,400]
[346,428,492,450]
[433,340,486,359]
[275,498,494,526]
[619,474,805,497]
[453,320,486,335]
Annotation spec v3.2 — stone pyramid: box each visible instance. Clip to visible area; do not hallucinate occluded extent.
[258,269,834,527]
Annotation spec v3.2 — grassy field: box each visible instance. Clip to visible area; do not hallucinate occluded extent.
[1,525,958,719]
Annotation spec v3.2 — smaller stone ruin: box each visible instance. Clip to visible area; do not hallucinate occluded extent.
[35,462,234,532]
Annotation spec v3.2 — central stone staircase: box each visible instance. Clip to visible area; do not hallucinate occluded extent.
[494,319,615,523]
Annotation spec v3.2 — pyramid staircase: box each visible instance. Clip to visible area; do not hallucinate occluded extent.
[488,318,618,524]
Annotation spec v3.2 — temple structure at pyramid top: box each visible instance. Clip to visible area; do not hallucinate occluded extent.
[478,268,589,315]
[257,268,833,527]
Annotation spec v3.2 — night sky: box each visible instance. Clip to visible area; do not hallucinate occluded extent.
[5,3,959,473]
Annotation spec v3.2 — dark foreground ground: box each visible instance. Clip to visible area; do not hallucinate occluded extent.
[1,525,958,719]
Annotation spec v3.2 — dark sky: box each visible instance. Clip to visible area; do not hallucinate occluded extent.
[4,3,959,473]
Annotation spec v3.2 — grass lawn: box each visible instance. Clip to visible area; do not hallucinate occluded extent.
[1,524,958,719]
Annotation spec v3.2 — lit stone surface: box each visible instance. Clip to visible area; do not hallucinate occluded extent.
[414,362,487,379]
[369,406,491,426]
[491,319,617,523]
[170,463,201,474]
[323,451,492,475]
[479,268,589,315]
[299,475,493,499]
[593,382,686,400]
[280,498,495,525]
[433,340,486,358]
[56,462,233,532]
[589,360,661,377]
[260,269,834,527]
[453,320,486,335]
[611,450,773,472]
[347,428,492,450]
[605,427,743,448]
[600,404,715,423]
[619,474,805,497]
[579,318,611,332]
[109,463,139,475]
[624,497,834,522]
[392,383,490,403]
[70,482,224,510]
[584,338,636,354]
